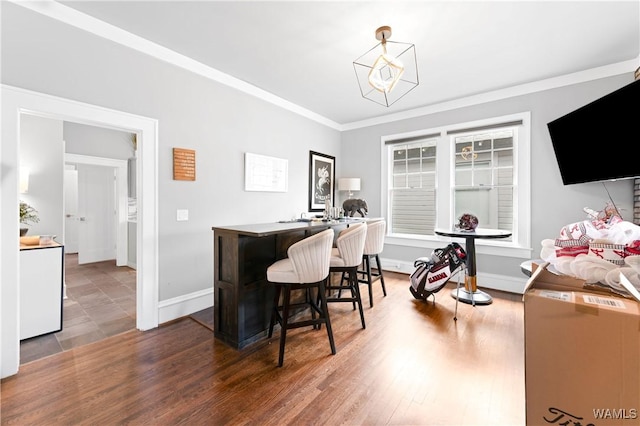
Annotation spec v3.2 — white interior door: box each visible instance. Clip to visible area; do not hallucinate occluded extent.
[64,167,79,253]
[77,164,117,264]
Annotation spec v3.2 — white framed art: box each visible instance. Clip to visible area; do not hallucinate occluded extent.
[244,152,288,192]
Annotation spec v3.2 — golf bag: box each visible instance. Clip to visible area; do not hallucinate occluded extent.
[409,242,467,302]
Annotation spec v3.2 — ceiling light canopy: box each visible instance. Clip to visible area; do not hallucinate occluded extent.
[353,26,419,107]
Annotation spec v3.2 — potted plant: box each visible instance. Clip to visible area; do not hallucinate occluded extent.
[19,201,39,236]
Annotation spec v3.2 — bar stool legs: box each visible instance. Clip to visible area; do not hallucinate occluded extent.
[357,220,387,308]
[325,267,366,329]
[268,280,336,367]
[358,253,387,307]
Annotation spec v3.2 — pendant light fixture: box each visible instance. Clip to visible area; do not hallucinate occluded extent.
[353,26,419,107]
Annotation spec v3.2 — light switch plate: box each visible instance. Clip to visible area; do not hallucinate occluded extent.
[177,209,189,221]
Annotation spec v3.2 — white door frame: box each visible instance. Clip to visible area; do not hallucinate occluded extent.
[1,84,159,378]
[65,154,128,266]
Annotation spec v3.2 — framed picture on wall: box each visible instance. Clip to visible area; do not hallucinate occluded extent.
[308,151,335,212]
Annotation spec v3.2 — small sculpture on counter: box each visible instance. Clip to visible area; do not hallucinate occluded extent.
[343,198,368,217]
[456,213,479,231]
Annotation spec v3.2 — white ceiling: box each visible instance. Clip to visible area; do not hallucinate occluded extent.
[55,1,640,126]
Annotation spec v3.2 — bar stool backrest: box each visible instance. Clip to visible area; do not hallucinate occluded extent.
[364,220,386,256]
[287,228,334,284]
[335,223,367,267]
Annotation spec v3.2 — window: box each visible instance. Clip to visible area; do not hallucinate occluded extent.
[453,129,514,241]
[389,138,437,235]
[382,113,530,256]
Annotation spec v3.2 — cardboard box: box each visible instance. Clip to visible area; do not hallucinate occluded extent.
[524,263,640,426]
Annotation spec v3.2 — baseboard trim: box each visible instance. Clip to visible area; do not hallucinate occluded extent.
[381,257,528,295]
[158,287,213,325]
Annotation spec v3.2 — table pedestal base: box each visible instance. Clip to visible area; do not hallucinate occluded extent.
[450,287,493,305]
[433,227,510,308]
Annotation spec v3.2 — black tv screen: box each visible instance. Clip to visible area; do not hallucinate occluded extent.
[547,79,640,185]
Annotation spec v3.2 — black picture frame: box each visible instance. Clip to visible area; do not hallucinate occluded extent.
[308,151,335,212]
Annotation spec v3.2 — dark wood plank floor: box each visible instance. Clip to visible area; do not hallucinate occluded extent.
[1,271,525,425]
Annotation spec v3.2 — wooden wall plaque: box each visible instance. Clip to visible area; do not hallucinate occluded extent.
[173,148,196,181]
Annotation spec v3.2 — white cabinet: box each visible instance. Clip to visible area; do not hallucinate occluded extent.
[20,243,64,340]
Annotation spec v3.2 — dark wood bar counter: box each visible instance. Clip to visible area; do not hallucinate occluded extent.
[212,219,365,349]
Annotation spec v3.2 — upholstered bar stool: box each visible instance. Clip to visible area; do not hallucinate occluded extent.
[357,219,387,307]
[267,228,335,367]
[324,222,367,329]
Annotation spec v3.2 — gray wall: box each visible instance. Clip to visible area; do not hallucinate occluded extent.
[19,114,64,240]
[339,74,635,280]
[64,122,135,160]
[2,3,341,301]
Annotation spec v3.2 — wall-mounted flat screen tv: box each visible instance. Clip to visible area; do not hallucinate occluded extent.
[547,79,640,185]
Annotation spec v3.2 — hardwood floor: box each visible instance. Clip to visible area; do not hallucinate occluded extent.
[19,254,137,364]
[2,271,525,425]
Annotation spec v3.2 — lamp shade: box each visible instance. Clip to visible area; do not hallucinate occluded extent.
[338,178,360,192]
[19,166,30,193]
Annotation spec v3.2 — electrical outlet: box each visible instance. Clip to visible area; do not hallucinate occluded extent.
[176,209,189,221]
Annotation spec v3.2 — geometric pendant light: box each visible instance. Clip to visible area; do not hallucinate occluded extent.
[353,26,419,107]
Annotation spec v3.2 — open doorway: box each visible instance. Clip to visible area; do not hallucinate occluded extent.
[64,151,130,267]
[19,120,136,363]
[21,144,136,363]
[1,85,159,378]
